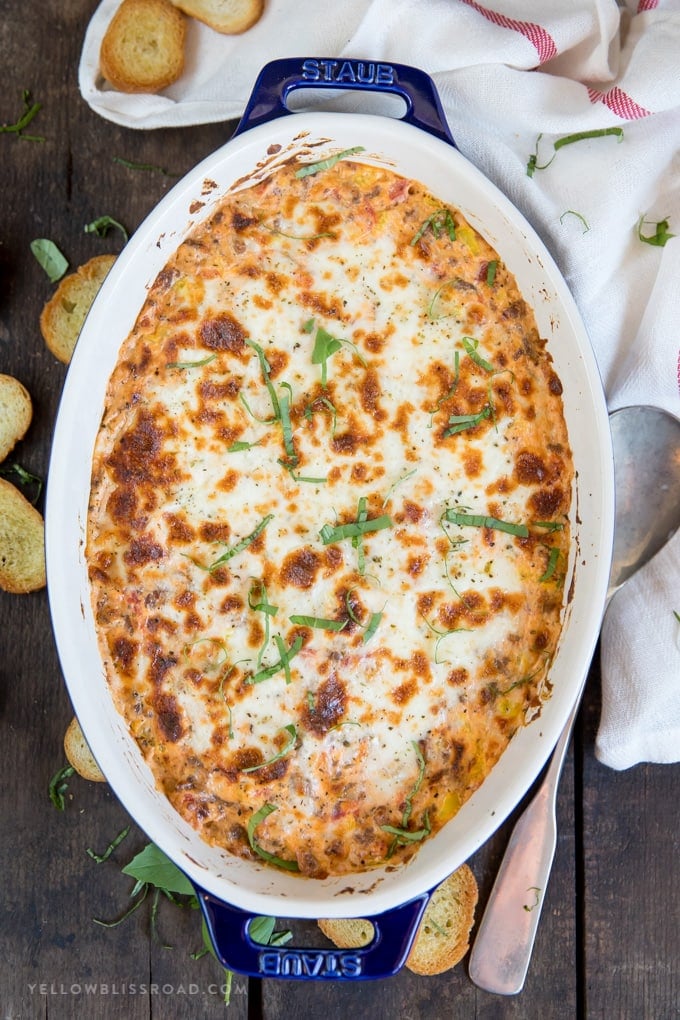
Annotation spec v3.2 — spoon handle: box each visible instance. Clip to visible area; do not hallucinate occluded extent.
[468,690,582,995]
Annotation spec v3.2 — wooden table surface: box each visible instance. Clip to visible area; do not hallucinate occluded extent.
[1,5,678,1018]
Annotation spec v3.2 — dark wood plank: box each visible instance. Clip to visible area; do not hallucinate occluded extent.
[581,661,680,1020]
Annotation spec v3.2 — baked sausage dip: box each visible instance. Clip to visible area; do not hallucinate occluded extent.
[87,150,573,878]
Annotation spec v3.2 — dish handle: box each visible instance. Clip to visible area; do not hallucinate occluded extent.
[234,57,455,147]
[195,885,430,981]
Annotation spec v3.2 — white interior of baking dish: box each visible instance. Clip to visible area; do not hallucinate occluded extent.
[46,111,614,920]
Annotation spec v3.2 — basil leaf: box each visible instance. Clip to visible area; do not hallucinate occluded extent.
[249,916,276,944]
[208,514,274,571]
[247,804,300,871]
[48,764,74,810]
[410,208,455,246]
[167,354,217,369]
[560,210,590,233]
[87,825,131,863]
[295,146,365,178]
[1,89,43,141]
[443,405,492,437]
[637,215,675,247]
[0,462,43,504]
[311,325,343,387]
[121,843,195,897]
[30,238,68,283]
[289,615,348,632]
[319,514,393,545]
[248,635,303,685]
[539,545,561,583]
[84,215,129,242]
[113,156,178,176]
[442,509,529,538]
[242,725,297,773]
[461,336,494,373]
[381,824,430,843]
[245,339,281,421]
[362,610,383,644]
[528,128,623,177]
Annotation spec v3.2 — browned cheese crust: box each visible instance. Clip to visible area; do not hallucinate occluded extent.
[87,156,573,878]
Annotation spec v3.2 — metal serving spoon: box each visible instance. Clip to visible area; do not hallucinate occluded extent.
[468,404,680,996]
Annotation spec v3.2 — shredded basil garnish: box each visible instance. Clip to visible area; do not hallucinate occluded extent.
[382,468,417,507]
[1,89,43,141]
[167,354,217,369]
[307,318,366,386]
[539,546,561,583]
[295,146,365,178]
[382,824,430,843]
[461,336,494,372]
[112,156,178,176]
[247,804,300,871]
[527,128,624,177]
[245,339,281,421]
[319,513,393,545]
[311,325,343,387]
[0,462,43,503]
[442,509,529,538]
[443,405,492,437]
[410,208,456,246]
[49,764,75,811]
[87,825,131,863]
[248,635,303,685]
[560,210,590,233]
[427,279,462,321]
[84,216,129,242]
[289,615,348,632]
[533,520,565,532]
[227,438,262,452]
[248,580,279,667]
[242,725,297,773]
[207,515,274,572]
[384,743,430,855]
[277,381,297,465]
[637,214,675,247]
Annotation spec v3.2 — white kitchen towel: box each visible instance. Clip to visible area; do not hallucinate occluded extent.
[79,0,680,768]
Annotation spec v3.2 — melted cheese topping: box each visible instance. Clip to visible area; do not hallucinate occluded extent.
[87,157,573,878]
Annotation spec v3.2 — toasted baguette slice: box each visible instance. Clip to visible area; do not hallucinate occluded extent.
[39,254,116,364]
[0,478,45,593]
[169,0,263,34]
[0,374,32,462]
[318,864,478,977]
[64,717,106,783]
[100,0,187,93]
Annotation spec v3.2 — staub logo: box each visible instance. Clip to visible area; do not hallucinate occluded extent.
[258,950,363,978]
[301,59,396,87]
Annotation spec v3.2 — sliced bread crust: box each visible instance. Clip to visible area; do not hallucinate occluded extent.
[100,0,187,93]
[0,374,33,462]
[64,717,107,783]
[169,0,264,34]
[318,863,478,976]
[39,254,116,364]
[0,478,45,593]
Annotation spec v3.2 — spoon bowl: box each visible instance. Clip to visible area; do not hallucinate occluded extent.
[608,405,680,595]
[468,403,680,996]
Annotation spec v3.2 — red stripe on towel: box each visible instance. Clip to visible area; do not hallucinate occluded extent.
[637,0,658,11]
[587,85,652,120]
[460,0,558,64]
